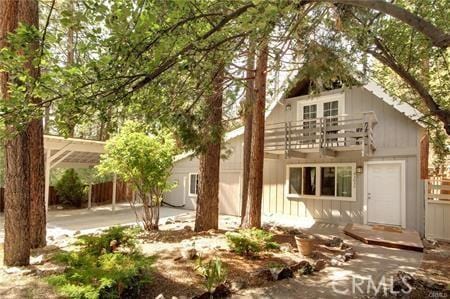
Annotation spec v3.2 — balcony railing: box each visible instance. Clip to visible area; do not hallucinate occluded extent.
[264,112,377,158]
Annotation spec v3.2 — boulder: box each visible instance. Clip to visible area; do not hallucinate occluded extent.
[74,230,81,235]
[155,294,165,299]
[30,255,44,265]
[231,280,247,291]
[330,258,343,267]
[314,259,326,271]
[298,262,314,275]
[251,268,274,281]
[183,225,192,232]
[279,243,293,252]
[326,236,343,247]
[289,260,310,272]
[271,267,294,280]
[180,247,197,260]
[212,283,232,297]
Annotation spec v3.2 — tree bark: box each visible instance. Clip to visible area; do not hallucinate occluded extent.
[194,66,224,232]
[306,0,450,48]
[242,40,268,228]
[21,0,47,249]
[240,42,256,226]
[1,0,32,266]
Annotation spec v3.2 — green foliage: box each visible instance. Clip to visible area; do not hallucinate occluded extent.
[54,168,86,208]
[75,225,141,256]
[48,226,152,299]
[97,121,176,230]
[195,257,227,293]
[225,228,279,256]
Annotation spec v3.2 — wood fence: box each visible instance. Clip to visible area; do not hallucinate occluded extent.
[425,177,450,241]
[0,180,132,212]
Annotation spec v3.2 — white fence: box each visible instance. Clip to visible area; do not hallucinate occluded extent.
[425,178,450,241]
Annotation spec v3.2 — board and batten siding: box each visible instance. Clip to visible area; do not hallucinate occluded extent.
[164,136,244,216]
[262,86,425,233]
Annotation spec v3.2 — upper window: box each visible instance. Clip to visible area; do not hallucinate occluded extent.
[189,173,199,196]
[298,94,344,121]
[287,163,355,201]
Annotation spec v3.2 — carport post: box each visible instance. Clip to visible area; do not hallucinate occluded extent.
[44,150,51,213]
[112,173,117,212]
[87,183,92,209]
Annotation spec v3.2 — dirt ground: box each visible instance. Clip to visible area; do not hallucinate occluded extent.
[0,213,449,299]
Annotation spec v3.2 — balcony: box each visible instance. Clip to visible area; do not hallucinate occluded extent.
[264,112,377,158]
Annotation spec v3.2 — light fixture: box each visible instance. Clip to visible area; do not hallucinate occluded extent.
[356,166,363,174]
[285,103,292,111]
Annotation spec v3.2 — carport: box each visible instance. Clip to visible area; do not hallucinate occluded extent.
[43,135,119,212]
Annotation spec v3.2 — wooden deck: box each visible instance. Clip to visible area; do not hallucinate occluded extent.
[344,223,424,252]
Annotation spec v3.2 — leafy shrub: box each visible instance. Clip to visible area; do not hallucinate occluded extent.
[75,225,141,256]
[54,168,86,208]
[195,257,227,293]
[225,228,279,256]
[48,226,152,299]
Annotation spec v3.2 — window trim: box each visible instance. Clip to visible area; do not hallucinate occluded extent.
[297,93,345,121]
[285,163,356,202]
[188,173,199,197]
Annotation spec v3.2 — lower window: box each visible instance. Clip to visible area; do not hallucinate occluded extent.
[287,164,355,200]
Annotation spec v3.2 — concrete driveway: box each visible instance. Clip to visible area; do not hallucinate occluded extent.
[0,204,191,242]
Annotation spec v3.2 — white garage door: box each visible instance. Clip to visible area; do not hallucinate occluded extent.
[219,172,241,216]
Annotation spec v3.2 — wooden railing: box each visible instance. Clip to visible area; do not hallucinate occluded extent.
[264,112,377,157]
[425,177,450,241]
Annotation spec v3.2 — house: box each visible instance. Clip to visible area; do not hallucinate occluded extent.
[164,79,428,234]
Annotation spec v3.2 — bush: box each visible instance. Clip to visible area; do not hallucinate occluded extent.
[55,168,86,208]
[48,226,153,299]
[225,228,279,256]
[195,257,227,293]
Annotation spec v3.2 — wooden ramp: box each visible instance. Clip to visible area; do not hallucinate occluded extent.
[344,223,424,252]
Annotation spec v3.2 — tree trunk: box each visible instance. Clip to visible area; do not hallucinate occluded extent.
[194,66,224,232]
[240,42,256,226]
[242,40,268,228]
[23,0,46,249]
[1,0,31,266]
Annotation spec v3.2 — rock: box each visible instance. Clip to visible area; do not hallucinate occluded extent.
[326,236,343,247]
[314,259,326,271]
[4,267,35,275]
[173,256,183,261]
[110,239,119,251]
[212,283,232,297]
[47,236,55,241]
[180,247,197,260]
[251,268,274,281]
[207,228,218,234]
[174,220,182,223]
[289,260,310,272]
[271,267,294,280]
[74,230,81,235]
[56,205,64,210]
[30,255,44,265]
[165,219,174,225]
[288,228,301,235]
[231,280,247,291]
[422,239,438,250]
[35,264,66,276]
[344,250,355,261]
[279,243,293,252]
[330,258,343,267]
[298,262,314,275]
[155,294,165,299]
[183,225,192,232]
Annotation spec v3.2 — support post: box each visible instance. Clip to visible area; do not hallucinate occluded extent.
[88,183,92,210]
[44,150,51,213]
[112,173,117,212]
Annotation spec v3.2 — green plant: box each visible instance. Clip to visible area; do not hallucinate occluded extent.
[97,121,176,231]
[195,257,227,293]
[48,226,153,299]
[54,168,86,208]
[225,228,279,256]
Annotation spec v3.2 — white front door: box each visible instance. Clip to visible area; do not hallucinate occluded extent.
[367,162,404,226]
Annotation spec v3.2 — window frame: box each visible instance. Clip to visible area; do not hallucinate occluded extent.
[297,93,345,121]
[286,163,356,202]
[188,173,199,197]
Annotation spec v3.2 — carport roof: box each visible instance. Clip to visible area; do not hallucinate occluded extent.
[44,134,106,168]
